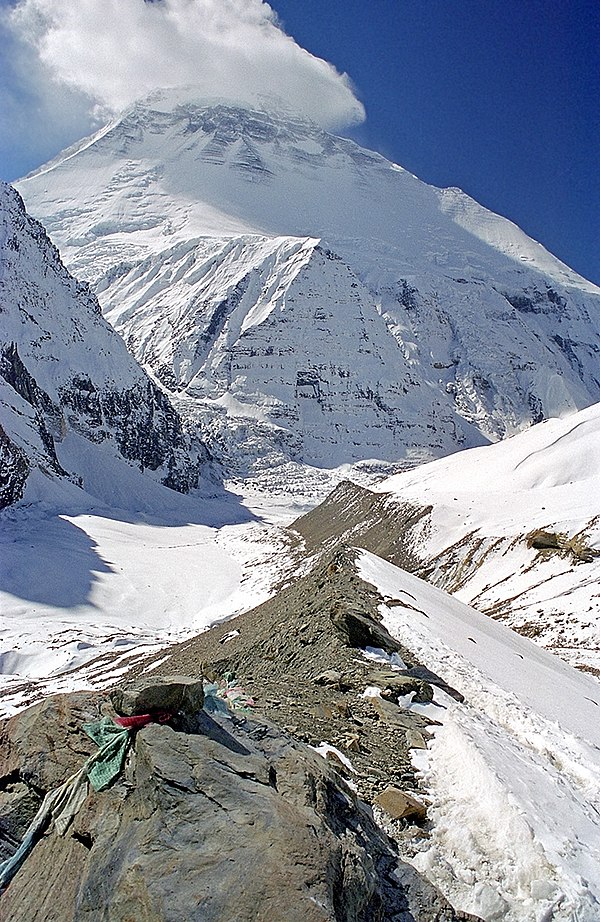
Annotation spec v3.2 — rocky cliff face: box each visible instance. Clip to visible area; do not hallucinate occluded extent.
[0,182,211,507]
[0,421,30,509]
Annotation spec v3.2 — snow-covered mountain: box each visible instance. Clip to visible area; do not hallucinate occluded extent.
[0,181,211,508]
[3,85,600,922]
[17,88,600,478]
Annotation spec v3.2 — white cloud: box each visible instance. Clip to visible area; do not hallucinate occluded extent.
[0,12,96,181]
[6,0,365,131]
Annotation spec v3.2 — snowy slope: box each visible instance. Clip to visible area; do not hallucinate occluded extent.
[17,89,600,476]
[0,181,210,506]
[0,182,291,704]
[376,403,600,672]
[358,550,600,922]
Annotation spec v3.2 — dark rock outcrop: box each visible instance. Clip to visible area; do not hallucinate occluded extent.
[330,604,403,654]
[0,690,478,921]
[0,423,30,510]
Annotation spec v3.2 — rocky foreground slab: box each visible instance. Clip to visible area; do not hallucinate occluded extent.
[0,682,481,921]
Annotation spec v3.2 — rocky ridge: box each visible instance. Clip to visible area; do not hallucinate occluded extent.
[0,537,481,921]
[120,546,463,806]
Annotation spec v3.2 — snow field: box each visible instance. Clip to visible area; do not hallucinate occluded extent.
[0,502,290,715]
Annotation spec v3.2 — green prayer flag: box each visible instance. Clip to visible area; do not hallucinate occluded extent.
[83,718,131,792]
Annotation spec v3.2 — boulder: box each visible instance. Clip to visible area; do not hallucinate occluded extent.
[368,695,432,731]
[109,674,204,717]
[313,670,344,688]
[330,605,401,653]
[342,733,361,753]
[405,665,465,703]
[375,787,427,823]
[366,668,433,704]
[405,730,429,750]
[0,692,98,793]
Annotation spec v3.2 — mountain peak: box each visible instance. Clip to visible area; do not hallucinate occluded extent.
[132,85,321,125]
[14,94,600,477]
[18,88,597,295]
[88,88,385,191]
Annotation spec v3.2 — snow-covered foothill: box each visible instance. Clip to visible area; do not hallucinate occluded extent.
[357,549,600,922]
[376,403,600,671]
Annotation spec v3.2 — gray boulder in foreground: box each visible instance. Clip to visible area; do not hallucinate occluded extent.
[109,674,205,716]
[0,690,478,921]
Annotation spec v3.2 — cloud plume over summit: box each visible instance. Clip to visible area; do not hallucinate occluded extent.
[6,0,365,132]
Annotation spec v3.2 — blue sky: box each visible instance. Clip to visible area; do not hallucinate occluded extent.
[269,0,600,286]
[1,0,598,285]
